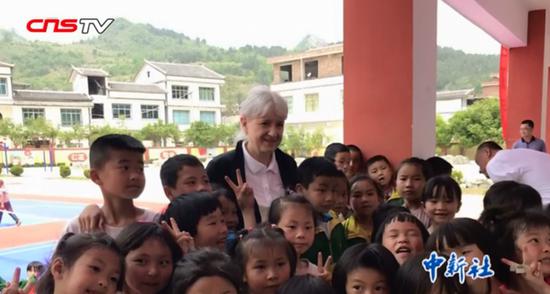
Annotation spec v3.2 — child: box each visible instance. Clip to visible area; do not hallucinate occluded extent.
[324,143,351,176]
[76,153,212,232]
[332,243,398,294]
[346,144,365,179]
[483,180,542,211]
[332,170,351,221]
[393,253,469,294]
[296,157,347,264]
[426,218,507,294]
[65,134,158,238]
[35,232,124,294]
[160,154,212,200]
[18,261,44,294]
[422,175,462,233]
[277,275,335,294]
[365,155,395,200]
[387,157,432,228]
[212,184,243,231]
[481,209,550,292]
[115,222,182,294]
[343,175,384,246]
[0,179,21,226]
[269,194,324,277]
[171,249,241,294]
[373,211,429,265]
[426,156,453,176]
[232,225,296,294]
[161,192,228,251]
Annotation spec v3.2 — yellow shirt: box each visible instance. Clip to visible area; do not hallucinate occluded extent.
[342,214,372,241]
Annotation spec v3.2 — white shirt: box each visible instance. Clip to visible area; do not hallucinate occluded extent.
[487,149,550,205]
[64,208,160,239]
[242,142,285,217]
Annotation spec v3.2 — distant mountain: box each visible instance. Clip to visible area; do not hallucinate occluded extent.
[294,34,328,51]
[0,19,499,115]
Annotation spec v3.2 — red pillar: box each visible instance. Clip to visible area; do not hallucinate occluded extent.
[344,0,436,164]
[506,10,545,148]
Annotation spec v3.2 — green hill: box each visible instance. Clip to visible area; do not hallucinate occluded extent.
[0,19,499,115]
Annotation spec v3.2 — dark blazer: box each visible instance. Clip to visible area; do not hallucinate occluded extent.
[206,140,298,224]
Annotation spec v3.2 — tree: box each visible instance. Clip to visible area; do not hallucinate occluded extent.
[214,123,239,146]
[448,98,502,148]
[184,121,217,147]
[23,117,58,147]
[436,115,453,155]
[140,120,181,147]
[59,124,88,147]
[280,126,327,157]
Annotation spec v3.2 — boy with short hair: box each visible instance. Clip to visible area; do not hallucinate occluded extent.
[78,152,212,231]
[296,157,347,264]
[160,154,211,200]
[65,134,158,238]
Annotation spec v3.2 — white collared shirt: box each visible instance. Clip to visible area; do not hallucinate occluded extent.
[487,148,550,205]
[242,141,285,217]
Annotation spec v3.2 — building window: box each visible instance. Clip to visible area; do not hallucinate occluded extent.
[280,65,292,82]
[172,85,189,99]
[92,103,104,119]
[0,78,7,96]
[199,87,215,101]
[112,104,131,119]
[88,77,106,95]
[200,111,216,124]
[283,96,293,114]
[173,110,190,125]
[305,93,319,112]
[141,105,159,119]
[22,108,45,121]
[305,60,318,80]
[60,109,81,126]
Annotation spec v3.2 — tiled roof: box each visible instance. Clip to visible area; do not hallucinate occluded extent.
[71,66,109,77]
[13,90,91,102]
[146,60,224,79]
[108,81,165,94]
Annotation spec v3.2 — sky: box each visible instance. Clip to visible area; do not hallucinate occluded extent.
[0,0,501,55]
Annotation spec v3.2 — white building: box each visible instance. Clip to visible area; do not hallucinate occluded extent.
[135,60,225,130]
[0,59,225,146]
[435,89,475,120]
[70,66,167,130]
[268,44,344,143]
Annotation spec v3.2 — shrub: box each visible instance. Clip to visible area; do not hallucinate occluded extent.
[451,169,464,184]
[60,165,71,178]
[10,165,23,177]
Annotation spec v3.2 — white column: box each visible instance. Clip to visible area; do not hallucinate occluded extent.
[412,0,437,157]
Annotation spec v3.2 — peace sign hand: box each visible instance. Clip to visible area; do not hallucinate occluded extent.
[317,252,333,284]
[162,217,195,255]
[225,169,255,210]
[500,245,550,294]
[2,267,33,294]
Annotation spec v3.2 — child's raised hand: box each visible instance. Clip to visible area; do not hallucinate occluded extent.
[162,217,195,255]
[2,267,30,294]
[225,169,255,210]
[501,253,550,294]
[317,252,333,284]
[78,204,105,232]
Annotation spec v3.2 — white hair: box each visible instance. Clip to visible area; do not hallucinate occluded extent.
[239,85,288,119]
[235,85,288,143]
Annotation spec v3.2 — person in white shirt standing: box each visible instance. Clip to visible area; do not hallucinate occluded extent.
[0,179,21,226]
[475,141,550,205]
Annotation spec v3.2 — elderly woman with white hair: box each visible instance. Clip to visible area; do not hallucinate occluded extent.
[206,85,298,227]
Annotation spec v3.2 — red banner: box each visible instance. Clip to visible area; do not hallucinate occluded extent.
[499,46,509,146]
